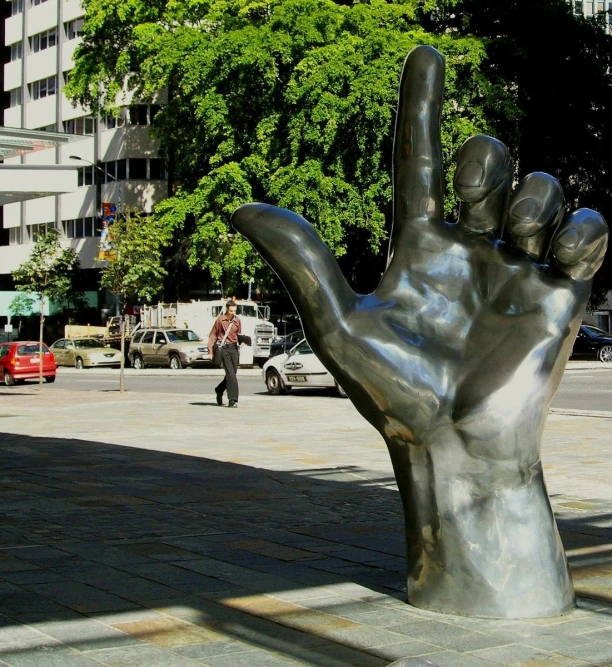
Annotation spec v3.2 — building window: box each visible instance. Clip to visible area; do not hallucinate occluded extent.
[28,223,51,242]
[77,166,94,187]
[28,76,58,101]
[586,0,594,13]
[102,105,163,130]
[149,158,166,180]
[63,217,97,239]
[34,124,56,131]
[575,0,584,12]
[103,110,126,130]
[10,0,23,15]
[598,0,605,10]
[98,158,166,182]
[64,18,85,40]
[116,159,127,180]
[128,158,147,179]
[129,105,148,126]
[63,116,97,135]
[31,0,49,6]
[10,43,23,62]
[9,88,22,108]
[30,28,58,53]
[9,228,22,245]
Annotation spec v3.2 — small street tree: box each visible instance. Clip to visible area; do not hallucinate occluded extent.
[99,208,171,391]
[12,229,84,387]
[8,294,35,338]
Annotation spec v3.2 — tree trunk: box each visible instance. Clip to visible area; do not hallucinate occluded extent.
[38,300,44,388]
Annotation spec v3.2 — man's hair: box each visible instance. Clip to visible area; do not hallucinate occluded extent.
[226,300,237,309]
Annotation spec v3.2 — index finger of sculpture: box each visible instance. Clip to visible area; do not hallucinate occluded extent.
[389,45,445,261]
[231,203,357,343]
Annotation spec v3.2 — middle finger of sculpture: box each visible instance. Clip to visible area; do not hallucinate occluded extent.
[232,46,608,619]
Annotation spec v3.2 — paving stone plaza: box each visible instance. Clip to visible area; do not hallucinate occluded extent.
[0,366,611,666]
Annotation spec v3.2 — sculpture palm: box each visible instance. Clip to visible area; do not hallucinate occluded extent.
[232,46,608,618]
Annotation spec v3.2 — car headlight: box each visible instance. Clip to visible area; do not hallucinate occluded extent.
[257,337,263,344]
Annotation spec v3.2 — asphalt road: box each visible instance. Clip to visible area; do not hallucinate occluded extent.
[41,366,612,411]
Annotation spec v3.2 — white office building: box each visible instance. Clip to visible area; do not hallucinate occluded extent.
[573,0,612,27]
[0,0,168,316]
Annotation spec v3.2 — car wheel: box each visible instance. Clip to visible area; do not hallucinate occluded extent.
[44,375,56,383]
[75,357,84,370]
[169,354,182,370]
[266,369,287,395]
[336,382,348,398]
[132,355,145,370]
[3,370,15,387]
[598,345,612,363]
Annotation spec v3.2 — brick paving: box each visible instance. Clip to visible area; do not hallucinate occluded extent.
[0,367,610,666]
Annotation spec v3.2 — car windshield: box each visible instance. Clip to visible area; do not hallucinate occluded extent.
[74,339,103,349]
[237,305,257,317]
[583,325,609,337]
[17,344,49,356]
[290,340,312,355]
[166,330,201,342]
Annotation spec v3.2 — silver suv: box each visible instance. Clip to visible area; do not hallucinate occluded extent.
[128,328,208,369]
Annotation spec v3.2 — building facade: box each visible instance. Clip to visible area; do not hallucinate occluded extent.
[0,0,168,315]
[573,0,612,27]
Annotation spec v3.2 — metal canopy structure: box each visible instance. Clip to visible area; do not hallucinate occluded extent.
[0,126,81,205]
[0,126,78,160]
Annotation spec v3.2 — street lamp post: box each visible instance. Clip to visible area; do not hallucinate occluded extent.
[69,156,127,394]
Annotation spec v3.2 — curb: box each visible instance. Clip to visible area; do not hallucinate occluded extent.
[549,407,612,419]
[56,367,264,377]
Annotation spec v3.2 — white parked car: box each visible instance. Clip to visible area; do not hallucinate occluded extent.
[262,339,347,397]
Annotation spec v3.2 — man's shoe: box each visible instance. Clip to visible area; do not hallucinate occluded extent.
[228,400,238,408]
[215,390,223,406]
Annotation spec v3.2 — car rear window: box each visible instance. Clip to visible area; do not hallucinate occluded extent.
[167,330,201,342]
[17,344,50,356]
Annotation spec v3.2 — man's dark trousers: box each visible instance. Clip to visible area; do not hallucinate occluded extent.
[215,344,239,402]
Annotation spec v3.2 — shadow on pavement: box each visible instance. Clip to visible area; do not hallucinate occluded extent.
[0,431,610,666]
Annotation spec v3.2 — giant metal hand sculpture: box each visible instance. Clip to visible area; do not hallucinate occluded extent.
[232,46,608,619]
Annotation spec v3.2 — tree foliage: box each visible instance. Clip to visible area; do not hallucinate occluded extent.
[99,209,171,303]
[67,0,612,300]
[12,229,84,383]
[12,229,83,310]
[66,0,502,292]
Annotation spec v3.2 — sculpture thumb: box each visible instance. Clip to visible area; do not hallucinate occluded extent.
[231,203,356,342]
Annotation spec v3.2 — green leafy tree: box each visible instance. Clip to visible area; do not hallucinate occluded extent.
[8,294,35,337]
[66,0,504,294]
[100,208,171,304]
[99,208,171,392]
[12,229,84,386]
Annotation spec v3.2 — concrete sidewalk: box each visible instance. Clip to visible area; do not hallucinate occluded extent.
[0,386,610,666]
[54,359,612,377]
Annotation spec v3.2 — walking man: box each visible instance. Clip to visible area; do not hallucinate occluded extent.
[208,300,242,407]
